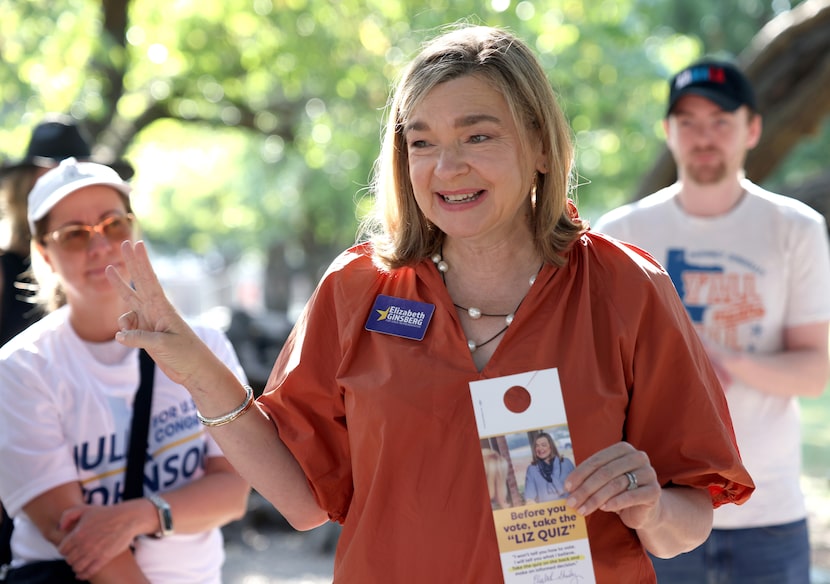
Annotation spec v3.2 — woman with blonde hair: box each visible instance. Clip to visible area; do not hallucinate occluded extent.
[0,158,249,583]
[103,25,753,582]
[524,432,575,503]
[482,448,510,509]
[0,115,134,344]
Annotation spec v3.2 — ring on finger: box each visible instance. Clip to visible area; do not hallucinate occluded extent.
[624,471,638,491]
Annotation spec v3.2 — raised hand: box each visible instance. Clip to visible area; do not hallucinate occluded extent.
[106,240,221,389]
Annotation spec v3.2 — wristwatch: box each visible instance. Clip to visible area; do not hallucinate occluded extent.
[147,493,174,538]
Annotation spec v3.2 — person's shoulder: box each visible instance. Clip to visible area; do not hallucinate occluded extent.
[323,242,376,273]
[297,242,386,310]
[592,184,679,232]
[317,242,388,288]
[0,307,68,362]
[580,231,667,279]
[575,232,678,312]
[742,179,827,225]
[573,233,687,326]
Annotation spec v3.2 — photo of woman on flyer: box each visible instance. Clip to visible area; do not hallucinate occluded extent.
[524,431,576,503]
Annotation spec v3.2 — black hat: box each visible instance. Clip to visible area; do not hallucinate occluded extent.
[667,59,757,116]
[0,115,134,180]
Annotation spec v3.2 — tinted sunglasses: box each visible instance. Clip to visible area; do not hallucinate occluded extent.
[43,213,135,252]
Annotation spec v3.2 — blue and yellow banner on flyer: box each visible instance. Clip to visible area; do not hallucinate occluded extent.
[469,368,596,583]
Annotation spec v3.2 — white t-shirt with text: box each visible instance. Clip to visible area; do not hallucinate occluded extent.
[594,180,830,529]
[0,305,248,582]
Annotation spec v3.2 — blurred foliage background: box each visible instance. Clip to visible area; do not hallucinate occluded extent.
[1,0,828,314]
[6,4,830,566]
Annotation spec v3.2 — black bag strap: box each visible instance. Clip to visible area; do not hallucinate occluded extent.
[124,349,156,500]
[0,505,12,568]
[0,350,156,572]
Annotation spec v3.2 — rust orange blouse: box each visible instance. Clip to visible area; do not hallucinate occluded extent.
[258,232,754,583]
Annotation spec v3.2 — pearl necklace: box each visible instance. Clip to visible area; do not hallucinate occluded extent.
[432,252,540,352]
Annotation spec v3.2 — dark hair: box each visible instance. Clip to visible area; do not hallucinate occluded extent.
[0,167,38,256]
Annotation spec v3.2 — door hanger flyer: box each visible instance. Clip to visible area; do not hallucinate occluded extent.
[470,368,596,583]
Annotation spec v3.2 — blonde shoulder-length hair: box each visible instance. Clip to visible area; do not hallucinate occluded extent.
[360,25,586,270]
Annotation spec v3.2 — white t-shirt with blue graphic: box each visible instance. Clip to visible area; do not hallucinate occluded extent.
[593,179,830,529]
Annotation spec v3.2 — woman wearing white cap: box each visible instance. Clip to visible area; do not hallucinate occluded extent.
[0,114,135,347]
[0,158,250,583]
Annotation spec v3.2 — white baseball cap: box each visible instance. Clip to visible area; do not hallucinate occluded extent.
[28,157,132,233]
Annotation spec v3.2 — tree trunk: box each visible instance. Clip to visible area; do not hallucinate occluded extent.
[493,434,523,508]
[264,242,291,313]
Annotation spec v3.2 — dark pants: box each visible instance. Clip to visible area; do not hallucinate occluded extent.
[650,519,810,584]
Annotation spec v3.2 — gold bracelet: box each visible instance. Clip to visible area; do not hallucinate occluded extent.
[197,384,255,427]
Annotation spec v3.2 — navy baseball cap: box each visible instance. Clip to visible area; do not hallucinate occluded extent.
[667,59,757,116]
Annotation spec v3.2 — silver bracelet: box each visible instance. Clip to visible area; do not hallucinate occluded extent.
[197,384,255,427]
